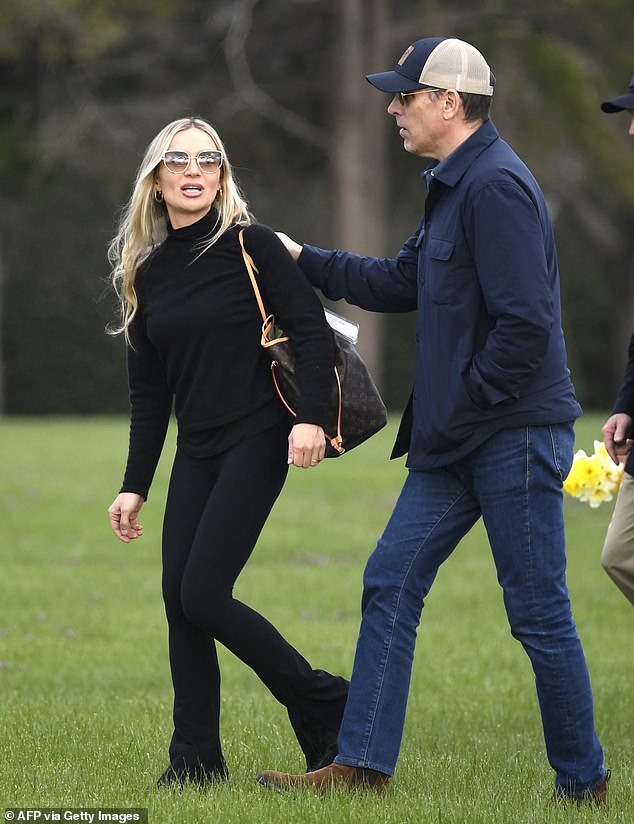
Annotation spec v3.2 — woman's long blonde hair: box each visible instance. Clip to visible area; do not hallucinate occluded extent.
[108,116,252,342]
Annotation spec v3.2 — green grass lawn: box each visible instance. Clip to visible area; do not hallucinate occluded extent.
[1,414,632,823]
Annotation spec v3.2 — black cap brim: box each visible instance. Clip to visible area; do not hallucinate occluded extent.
[601,92,634,113]
[366,69,427,94]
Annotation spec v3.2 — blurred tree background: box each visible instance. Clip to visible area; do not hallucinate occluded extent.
[0,0,633,415]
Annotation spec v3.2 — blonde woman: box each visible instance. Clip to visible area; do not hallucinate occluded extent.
[107,117,348,787]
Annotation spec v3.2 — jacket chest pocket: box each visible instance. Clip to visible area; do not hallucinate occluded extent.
[425,237,455,305]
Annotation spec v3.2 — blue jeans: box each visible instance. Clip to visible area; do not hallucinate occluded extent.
[334,424,607,796]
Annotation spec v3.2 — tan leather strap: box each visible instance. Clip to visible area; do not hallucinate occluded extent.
[238,228,344,454]
[239,229,267,322]
[239,230,290,347]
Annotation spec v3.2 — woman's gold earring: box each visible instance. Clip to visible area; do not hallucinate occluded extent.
[154,190,164,203]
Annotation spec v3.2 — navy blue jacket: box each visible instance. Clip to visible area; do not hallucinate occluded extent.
[298,119,581,469]
[610,257,634,475]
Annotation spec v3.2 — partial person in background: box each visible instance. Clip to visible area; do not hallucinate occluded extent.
[256,37,610,805]
[600,72,634,606]
[106,116,348,787]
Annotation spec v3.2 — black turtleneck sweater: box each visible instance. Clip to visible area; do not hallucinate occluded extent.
[120,210,334,499]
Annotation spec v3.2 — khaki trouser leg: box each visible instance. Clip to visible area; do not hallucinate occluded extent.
[601,471,634,606]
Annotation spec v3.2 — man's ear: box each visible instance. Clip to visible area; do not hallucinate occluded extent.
[442,89,462,120]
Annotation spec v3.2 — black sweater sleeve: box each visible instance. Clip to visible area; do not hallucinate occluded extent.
[120,306,173,500]
[242,224,335,426]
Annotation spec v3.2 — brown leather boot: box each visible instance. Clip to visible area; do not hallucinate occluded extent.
[256,762,390,793]
[551,769,611,806]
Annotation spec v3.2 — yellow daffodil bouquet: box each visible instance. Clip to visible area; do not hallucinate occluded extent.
[563,441,624,508]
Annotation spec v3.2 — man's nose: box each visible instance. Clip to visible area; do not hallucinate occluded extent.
[387,95,402,116]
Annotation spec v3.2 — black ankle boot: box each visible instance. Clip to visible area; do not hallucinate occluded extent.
[157,755,229,789]
[287,707,339,772]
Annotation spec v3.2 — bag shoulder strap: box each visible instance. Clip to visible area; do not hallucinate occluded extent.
[239,230,344,455]
[239,228,267,323]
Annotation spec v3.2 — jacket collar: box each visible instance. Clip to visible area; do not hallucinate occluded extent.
[423,119,499,190]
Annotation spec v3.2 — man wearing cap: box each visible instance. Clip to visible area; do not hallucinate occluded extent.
[599,73,634,606]
[257,37,610,804]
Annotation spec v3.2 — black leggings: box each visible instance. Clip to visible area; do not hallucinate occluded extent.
[161,421,348,770]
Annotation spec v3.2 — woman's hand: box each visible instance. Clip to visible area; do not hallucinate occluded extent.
[288,423,326,468]
[108,492,145,543]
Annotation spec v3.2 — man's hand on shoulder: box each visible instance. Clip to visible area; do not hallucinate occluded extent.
[275,232,302,261]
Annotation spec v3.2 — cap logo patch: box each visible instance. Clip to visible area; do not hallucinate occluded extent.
[398,46,414,66]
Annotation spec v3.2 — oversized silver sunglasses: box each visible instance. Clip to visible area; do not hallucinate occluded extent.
[162,150,223,174]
